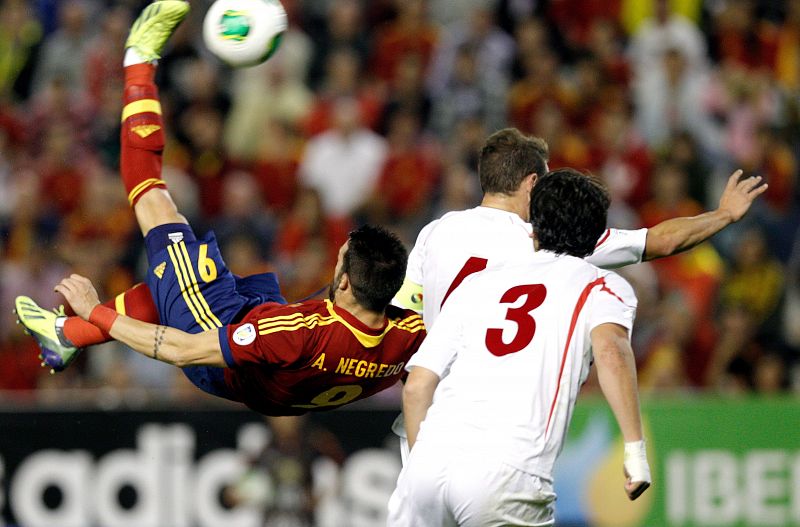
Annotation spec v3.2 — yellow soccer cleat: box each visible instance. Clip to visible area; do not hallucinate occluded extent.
[15,296,82,372]
[125,1,190,62]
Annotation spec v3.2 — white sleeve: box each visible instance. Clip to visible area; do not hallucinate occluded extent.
[406,298,463,377]
[585,228,648,269]
[587,271,638,333]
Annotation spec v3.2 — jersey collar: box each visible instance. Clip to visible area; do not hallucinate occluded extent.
[325,300,390,343]
[476,206,528,225]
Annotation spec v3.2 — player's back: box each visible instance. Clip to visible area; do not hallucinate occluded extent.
[406,206,533,325]
[221,300,426,416]
[412,250,636,481]
[404,207,647,327]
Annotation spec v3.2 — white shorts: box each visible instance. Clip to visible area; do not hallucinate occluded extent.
[387,440,556,527]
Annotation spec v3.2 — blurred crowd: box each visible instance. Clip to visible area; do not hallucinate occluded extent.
[0,0,798,401]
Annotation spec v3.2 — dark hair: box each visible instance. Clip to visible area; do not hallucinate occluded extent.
[478,128,549,194]
[530,168,610,258]
[342,225,408,312]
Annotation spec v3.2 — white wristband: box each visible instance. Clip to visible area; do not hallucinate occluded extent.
[623,440,651,483]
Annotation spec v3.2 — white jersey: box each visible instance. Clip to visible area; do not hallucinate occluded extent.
[407,251,637,481]
[402,206,647,327]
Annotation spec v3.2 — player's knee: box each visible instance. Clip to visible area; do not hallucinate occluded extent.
[134,189,189,235]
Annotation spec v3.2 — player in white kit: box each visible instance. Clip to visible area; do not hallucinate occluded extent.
[391,128,767,459]
[394,128,766,326]
[387,168,649,526]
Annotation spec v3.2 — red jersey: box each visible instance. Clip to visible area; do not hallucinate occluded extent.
[218,299,426,416]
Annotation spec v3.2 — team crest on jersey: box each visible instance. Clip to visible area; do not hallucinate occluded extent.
[233,323,256,345]
[168,232,184,244]
[153,262,166,279]
[131,124,161,138]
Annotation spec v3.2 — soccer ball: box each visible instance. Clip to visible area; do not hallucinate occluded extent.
[202,0,287,67]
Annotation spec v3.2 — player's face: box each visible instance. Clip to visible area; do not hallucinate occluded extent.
[328,241,349,301]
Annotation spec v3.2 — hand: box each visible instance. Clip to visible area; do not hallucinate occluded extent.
[54,274,101,320]
[718,170,768,223]
[624,468,651,501]
[623,439,651,501]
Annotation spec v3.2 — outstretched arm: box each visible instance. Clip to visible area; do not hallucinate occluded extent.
[643,170,767,261]
[592,322,650,501]
[55,274,226,368]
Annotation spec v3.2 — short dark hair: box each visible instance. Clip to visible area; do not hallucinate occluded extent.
[478,128,549,194]
[342,225,408,312]
[530,168,610,258]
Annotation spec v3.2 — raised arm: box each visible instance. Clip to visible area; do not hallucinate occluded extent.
[55,274,226,367]
[591,322,650,501]
[402,366,440,449]
[643,170,767,261]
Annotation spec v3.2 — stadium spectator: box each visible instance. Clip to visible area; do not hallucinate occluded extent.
[306,0,369,90]
[427,5,515,108]
[207,170,277,265]
[706,303,763,392]
[299,96,388,219]
[368,111,441,227]
[633,46,721,154]
[223,20,313,161]
[250,120,305,217]
[273,186,347,301]
[370,0,438,85]
[773,0,800,91]
[591,104,653,211]
[708,0,776,71]
[224,415,345,526]
[627,0,707,78]
[30,0,90,97]
[0,0,43,101]
[303,47,384,136]
[508,46,571,135]
[377,53,432,135]
[83,6,129,109]
[719,227,785,331]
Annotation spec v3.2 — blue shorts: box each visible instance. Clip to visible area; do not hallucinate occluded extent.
[144,224,286,400]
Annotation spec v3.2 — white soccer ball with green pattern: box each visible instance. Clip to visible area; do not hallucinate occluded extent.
[202,0,287,67]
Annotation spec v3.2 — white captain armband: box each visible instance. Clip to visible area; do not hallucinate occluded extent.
[392,278,423,313]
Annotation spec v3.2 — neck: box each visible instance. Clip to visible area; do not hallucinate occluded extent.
[481,192,529,221]
[334,296,386,329]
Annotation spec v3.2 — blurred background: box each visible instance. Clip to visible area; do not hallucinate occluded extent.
[0,0,798,526]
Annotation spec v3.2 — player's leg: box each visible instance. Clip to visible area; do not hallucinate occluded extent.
[13,2,190,372]
[120,1,190,236]
[447,456,556,527]
[387,441,457,527]
[15,283,159,372]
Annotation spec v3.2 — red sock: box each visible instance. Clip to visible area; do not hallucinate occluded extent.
[121,63,167,206]
[63,283,159,347]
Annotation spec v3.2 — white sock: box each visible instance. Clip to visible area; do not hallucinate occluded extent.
[124,48,157,67]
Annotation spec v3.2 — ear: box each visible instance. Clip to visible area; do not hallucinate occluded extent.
[337,272,351,292]
[526,172,538,191]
